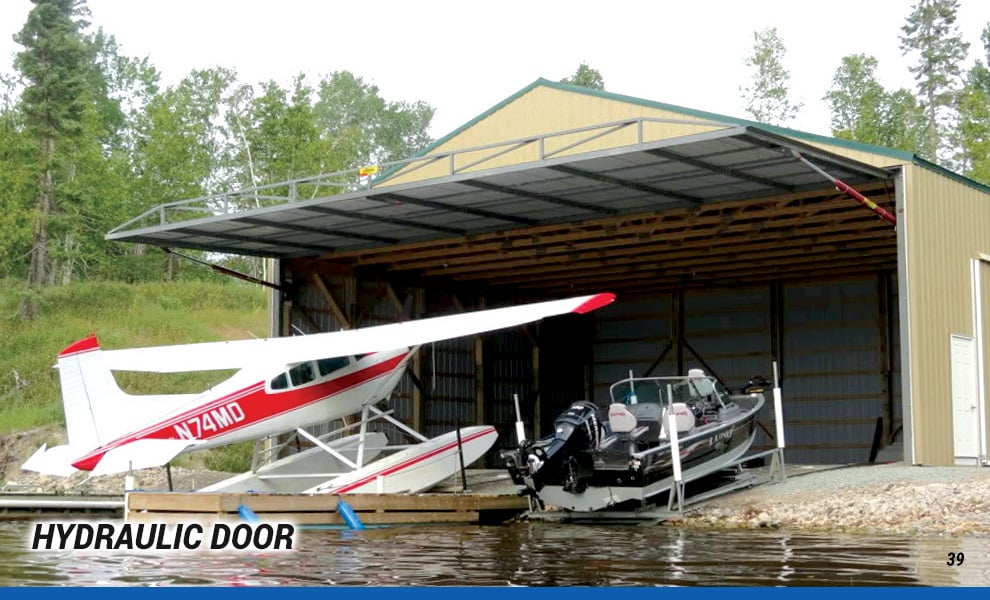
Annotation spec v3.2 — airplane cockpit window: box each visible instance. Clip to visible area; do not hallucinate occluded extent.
[289,362,315,387]
[270,373,289,390]
[317,356,349,377]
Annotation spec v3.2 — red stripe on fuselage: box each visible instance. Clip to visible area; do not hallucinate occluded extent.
[328,426,496,494]
[71,352,409,471]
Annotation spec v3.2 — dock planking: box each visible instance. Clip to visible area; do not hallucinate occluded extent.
[125,491,527,525]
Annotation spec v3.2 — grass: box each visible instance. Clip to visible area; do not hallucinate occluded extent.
[0,279,269,444]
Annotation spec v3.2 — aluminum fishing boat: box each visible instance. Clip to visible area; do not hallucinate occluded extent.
[502,370,765,512]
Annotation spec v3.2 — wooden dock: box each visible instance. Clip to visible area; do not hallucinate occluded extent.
[126,491,528,525]
[0,494,124,519]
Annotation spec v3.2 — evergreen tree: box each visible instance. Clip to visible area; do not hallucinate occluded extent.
[740,27,802,125]
[955,24,990,183]
[13,0,92,316]
[899,0,969,161]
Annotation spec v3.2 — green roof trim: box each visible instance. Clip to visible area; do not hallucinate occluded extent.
[384,77,990,197]
[912,154,990,195]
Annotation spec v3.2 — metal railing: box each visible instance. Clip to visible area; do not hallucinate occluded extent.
[107,116,731,237]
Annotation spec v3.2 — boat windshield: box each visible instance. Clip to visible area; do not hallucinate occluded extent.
[608,376,727,408]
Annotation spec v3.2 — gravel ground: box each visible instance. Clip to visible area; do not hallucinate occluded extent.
[680,462,990,537]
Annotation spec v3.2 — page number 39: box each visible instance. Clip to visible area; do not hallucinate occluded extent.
[947,552,965,566]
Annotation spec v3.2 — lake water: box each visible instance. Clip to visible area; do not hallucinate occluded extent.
[0,519,987,586]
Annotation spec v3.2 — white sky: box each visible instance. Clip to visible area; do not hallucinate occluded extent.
[2,0,989,139]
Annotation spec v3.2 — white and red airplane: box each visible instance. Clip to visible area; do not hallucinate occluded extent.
[23,292,615,478]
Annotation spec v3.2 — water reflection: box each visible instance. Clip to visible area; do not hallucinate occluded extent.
[0,520,986,586]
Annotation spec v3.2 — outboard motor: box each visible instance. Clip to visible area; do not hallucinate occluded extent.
[502,400,602,495]
[744,375,769,394]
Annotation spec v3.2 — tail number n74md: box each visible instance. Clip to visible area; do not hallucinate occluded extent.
[173,402,246,439]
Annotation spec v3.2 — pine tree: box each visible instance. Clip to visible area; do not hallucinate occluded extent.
[899,0,969,161]
[13,0,92,316]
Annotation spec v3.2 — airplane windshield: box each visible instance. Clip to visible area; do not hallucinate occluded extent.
[270,373,289,390]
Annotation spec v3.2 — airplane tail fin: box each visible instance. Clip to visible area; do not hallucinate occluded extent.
[21,335,130,476]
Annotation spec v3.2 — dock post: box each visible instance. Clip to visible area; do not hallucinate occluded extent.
[455,422,469,493]
[770,361,787,482]
[666,413,684,512]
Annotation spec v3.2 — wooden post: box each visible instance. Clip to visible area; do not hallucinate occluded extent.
[412,289,425,432]
[878,272,894,444]
[475,336,485,426]
[673,291,685,374]
[532,341,541,438]
[770,281,784,382]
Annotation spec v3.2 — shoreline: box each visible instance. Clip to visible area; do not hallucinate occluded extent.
[675,462,990,537]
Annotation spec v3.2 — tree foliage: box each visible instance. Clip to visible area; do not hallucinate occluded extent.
[741,27,802,125]
[955,24,990,183]
[824,54,925,152]
[899,0,969,160]
[560,63,605,90]
[13,0,93,312]
[1,2,435,293]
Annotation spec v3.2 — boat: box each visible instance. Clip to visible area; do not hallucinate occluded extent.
[501,370,765,512]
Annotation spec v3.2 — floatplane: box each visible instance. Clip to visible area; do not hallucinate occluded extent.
[23,293,615,494]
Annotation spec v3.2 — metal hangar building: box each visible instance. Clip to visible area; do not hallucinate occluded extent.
[109,79,990,467]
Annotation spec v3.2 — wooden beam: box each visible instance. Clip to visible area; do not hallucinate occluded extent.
[309,273,350,329]
[418,219,894,280]
[320,182,893,263]
[445,231,895,285]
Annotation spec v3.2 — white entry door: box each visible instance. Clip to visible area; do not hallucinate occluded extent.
[951,334,978,464]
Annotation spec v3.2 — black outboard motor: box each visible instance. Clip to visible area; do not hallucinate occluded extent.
[502,400,602,495]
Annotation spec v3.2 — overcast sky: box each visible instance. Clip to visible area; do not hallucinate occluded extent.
[2,0,990,139]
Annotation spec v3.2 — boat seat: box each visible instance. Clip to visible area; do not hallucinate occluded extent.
[607,403,638,433]
[661,402,696,436]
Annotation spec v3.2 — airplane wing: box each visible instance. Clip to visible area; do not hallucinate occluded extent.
[100,292,615,373]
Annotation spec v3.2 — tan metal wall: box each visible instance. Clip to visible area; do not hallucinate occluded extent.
[982,259,990,459]
[903,165,990,465]
[380,84,906,187]
[382,87,729,185]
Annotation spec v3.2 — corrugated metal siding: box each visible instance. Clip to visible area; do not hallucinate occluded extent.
[684,286,771,386]
[421,337,474,437]
[684,285,773,453]
[905,166,990,465]
[592,294,674,402]
[982,261,990,455]
[484,331,534,454]
[591,281,896,464]
[782,277,885,464]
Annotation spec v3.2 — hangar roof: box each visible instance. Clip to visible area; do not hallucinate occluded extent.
[107,123,897,287]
